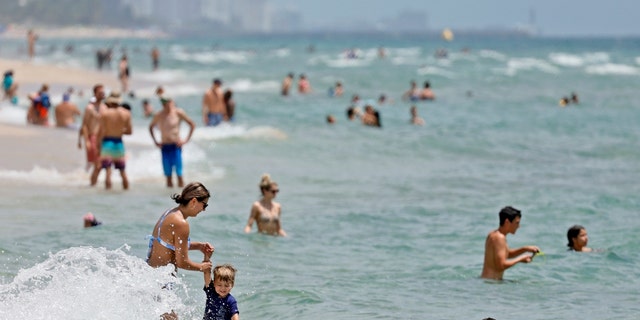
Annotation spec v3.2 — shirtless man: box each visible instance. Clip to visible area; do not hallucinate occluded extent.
[55,93,81,129]
[481,206,540,280]
[281,72,294,96]
[202,78,226,126]
[27,29,38,60]
[95,92,132,190]
[151,46,160,71]
[79,84,107,174]
[420,81,435,100]
[149,97,196,188]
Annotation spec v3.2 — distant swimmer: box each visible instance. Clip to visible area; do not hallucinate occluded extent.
[419,81,435,100]
[559,96,570,107]
[410,106,424,126]
[223,89,235,122]
[118,55,130,96]
[202,78,226,126]
[402,80,420,102]
[329,81,343,97]
[326,114,336,124]
[281,72,294,96]
[27,29,38,60]
[151,46,160,71]
[362,105,381,128]
[83,212,102,228]
[570,92,579,104]
[481,206,540,280]
[567,225,592,252]
[298,73,312,94]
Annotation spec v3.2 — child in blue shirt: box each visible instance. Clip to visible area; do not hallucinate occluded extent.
[202,254,239,320]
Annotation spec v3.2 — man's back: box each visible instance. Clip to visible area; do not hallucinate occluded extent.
[55,101,80,127]
[481,230,507,280]
[101,107,132,138]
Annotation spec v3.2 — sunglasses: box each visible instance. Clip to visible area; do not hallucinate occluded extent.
[270,189,280,193]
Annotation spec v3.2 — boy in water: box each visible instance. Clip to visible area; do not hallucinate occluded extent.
[202,252,240,320]
[481,206,540,280]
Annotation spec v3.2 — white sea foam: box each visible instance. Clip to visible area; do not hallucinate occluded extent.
[502,57,560,76]
[0,104,28,125]
[0,246,190,320]
[585,63,639,75]
[323,56,372,68]
[416,65,455,78]
[478,50,507,61]
[549,52,610,67]
[173,49,251,65]
[228,78,280,93]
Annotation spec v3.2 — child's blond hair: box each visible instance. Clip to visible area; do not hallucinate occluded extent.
[214,264,237,285]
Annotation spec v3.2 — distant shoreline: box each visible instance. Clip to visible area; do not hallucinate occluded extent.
[0,24,168,40]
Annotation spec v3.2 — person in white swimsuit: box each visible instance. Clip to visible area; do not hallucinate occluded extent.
[244,174,287,237]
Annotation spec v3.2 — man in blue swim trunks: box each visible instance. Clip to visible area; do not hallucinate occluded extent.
[202,78,227,126]
[96,91,132,190]
[149,97,196,188]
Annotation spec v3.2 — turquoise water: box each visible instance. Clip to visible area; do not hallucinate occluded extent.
[1,34,640,319]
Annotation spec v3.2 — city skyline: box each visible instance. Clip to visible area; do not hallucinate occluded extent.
[269,0,640,37]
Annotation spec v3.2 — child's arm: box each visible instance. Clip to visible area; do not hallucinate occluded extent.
[203,266,212,287]
[203,251,213,287]
[231,313,239,320]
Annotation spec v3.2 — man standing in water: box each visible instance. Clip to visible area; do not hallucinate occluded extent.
[202,78,226,126]
[95,92,132,190]
[481,206,540,280]
[149,97,196,188]
[79,84,106,175]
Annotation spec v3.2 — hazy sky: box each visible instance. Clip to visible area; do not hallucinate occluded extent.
[270,0,640,36]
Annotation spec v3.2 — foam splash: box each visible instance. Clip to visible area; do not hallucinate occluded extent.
[502,57,560,76]
[585,63,639,75]
[0,246,192,320]
[549,52,610,67]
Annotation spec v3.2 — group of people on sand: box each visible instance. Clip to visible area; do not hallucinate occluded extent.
[481,206,595,280]
[142,174,286,319]
[69,78,238,191]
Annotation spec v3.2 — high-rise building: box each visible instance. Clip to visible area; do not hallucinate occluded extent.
[201,0,232,25]
[232,0,270,33]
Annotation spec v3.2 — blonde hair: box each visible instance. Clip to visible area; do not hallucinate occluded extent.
[213,264,237,285]
[259,173,277,194]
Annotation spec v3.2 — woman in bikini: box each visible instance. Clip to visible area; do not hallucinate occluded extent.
[244,174,287,237]
[147,182,214,272]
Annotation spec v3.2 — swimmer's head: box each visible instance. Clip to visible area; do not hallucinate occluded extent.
[62,93,71,102]
[83,212,102,228]
[499,206,521,226]
[213,78,222,86]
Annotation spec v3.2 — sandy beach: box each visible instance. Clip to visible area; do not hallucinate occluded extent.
[0,122,83,172]
[0,58,119,91]
[0,58,120,174]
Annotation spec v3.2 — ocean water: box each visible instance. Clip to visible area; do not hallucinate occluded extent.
[1,34,640,319]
